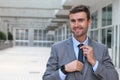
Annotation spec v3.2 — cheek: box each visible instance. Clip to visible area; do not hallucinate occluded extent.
[70,24,74,28]
[82,22,89,28]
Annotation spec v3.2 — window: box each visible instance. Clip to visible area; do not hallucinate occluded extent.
[102,4,112,26]
[91,11,98,29]
[90,30,98,41]
[25,29,28,40]
[101,27,113,48]
[90,11,98,41]
[34,29,37,40]
[15,29,28,40]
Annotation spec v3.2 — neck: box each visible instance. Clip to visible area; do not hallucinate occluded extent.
[74,35,87,43]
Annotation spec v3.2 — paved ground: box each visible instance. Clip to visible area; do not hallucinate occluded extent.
[0,46,50,80]
[0,46,119,80]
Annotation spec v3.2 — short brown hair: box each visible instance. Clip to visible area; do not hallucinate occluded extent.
[69,5,90,20]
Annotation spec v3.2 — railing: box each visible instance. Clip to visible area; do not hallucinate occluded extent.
[14,40,54,47]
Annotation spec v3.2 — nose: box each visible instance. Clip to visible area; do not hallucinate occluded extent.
[74,21,79,27]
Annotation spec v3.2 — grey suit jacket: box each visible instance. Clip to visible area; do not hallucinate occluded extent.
[43,37,119,80]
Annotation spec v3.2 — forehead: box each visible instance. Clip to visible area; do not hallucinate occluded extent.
[69,12,87,19]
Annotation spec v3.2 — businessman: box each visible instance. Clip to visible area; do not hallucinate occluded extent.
[43,5,119,80]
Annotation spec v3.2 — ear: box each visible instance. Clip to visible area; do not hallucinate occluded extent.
[88,19,92,27]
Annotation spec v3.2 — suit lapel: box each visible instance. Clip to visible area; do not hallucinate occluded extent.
[83,37,93,80]
[66,38,77,61]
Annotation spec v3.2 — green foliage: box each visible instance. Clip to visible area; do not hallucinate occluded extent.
[8,32,13,40]
[0,31,6,40]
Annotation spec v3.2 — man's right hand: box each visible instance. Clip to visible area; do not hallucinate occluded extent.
[65,60,84,73]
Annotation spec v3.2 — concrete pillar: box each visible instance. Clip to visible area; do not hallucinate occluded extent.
[13,28,16,46]
[28,28,34,46]
[112,0,120,68]
[98,8,102,43]
[63,24,67,40]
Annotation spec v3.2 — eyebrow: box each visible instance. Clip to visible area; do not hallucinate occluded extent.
[70,18,85,22]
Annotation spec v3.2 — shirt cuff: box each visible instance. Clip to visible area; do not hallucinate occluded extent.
[93,60,99,72]
[58,69,66,80]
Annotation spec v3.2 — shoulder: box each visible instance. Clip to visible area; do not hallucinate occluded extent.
[91,40,108,50]
[52,38,72,48]
[91,40,109,60]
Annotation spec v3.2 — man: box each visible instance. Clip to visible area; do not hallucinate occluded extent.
[42,5,119,80]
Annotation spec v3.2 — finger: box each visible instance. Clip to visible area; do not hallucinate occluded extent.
[80,45,90,50]
[83,51,88,56]
[83,48,88,51]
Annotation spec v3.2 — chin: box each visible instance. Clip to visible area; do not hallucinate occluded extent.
[74,33,82,37]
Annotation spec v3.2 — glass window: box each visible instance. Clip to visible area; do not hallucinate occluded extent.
[58,28,62,41]
[25,29,28,40]
[63,27,66,40]
[91,11,98,29]
[15,29,29,40]
[16,29,19,40]
[102,4,112,26]
[107,28,112,48]
[102,7,107,26]
[39,30,42,40]
[43,30,47,40]
[107,4,112,25]
[90,30,98,41]
[102,27,112,48]
[66,26,71,38]
[102,29,106,44]
[34,29,37,40]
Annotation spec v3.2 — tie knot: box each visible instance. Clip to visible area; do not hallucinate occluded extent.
[78,44,84,47]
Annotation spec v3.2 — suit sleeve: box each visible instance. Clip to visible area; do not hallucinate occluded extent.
[42,45,61,80]
[93,46,119,80]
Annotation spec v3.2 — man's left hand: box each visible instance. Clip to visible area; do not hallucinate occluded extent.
[81,45,96,66]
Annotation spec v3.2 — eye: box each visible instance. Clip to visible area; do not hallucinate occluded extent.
[70,19,76,22]
[78,19,85,22]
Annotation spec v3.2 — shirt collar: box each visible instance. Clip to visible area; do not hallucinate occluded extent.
[72,34,88,47]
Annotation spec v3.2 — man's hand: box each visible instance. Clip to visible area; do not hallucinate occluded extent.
[65,60,84,72]
[81,45,96,66]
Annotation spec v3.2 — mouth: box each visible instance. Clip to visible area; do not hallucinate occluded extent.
[74,27,83,32]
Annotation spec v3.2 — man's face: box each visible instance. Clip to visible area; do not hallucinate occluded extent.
[69,12,91,38]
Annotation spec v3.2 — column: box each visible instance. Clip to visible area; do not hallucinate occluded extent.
[98,8,102,43]
[13,28,16,46]
[29,28,33,46]
[118,0,120,68]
